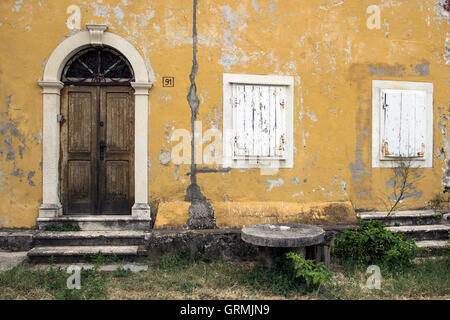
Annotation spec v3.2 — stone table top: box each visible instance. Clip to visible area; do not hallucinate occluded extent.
[241,223,325,248]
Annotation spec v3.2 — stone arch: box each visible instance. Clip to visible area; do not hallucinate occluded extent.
[42,26,150,83]
[38,25,152,221]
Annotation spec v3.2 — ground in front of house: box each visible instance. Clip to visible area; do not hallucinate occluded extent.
[0,253,448,300]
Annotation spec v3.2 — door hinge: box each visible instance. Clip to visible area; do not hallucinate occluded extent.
[382,93,388,110]
[57,114,65,122]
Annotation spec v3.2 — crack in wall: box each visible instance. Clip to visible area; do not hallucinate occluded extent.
[185,0,205,203]
[185,0,231,205]
[183,0,215,230]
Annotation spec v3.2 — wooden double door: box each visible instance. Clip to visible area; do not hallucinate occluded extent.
[60,86,134,215]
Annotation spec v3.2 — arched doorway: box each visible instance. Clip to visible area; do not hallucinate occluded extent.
[60,47,135,215]
[38,25,153,222]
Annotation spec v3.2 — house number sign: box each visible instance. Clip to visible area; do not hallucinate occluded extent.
[163,77,175,87]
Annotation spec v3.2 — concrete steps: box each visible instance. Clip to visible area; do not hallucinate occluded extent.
[27,231,150,263]
[28,245,146,263]
[416,240,449,255]
[37,215,152,231]
[416,240,449,249]
[33,231,149,246]
[358,210,449,253]
[386,224,450,241]
[357,210,442,226]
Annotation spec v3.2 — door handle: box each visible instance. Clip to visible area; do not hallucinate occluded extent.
[99,141,107,160]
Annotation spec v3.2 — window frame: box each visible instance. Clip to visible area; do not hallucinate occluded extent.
[371,80,433,168]
[222,73,294,169]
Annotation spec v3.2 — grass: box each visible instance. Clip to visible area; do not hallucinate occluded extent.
[314,257,450,300]
[0,252,448,300]
[89,252,126,267]
[0,264,107,300]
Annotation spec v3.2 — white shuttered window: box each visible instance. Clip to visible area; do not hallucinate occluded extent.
[223,74,294,169]
[381,89,426,159]
[232,84,286,159]
[372,80,433,168]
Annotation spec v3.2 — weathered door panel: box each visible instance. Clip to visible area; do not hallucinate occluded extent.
[61,86,98,214]
[98,87,134,214]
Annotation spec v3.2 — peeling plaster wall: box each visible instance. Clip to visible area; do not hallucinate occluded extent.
[0,0,449,228]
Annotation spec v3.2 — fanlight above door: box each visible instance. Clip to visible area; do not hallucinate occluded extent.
[62,47,135,85]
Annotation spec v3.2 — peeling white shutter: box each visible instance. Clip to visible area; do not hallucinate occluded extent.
[268,86,277,157]
[260,85,270,156]
[381,89,426,158]
[233,84,246,157]
[276,86,286,158]
[232,84,286,159]
[253,85,262,156]
[413,91,426,157]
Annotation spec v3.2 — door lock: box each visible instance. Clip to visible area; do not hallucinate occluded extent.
[99,140,107,160]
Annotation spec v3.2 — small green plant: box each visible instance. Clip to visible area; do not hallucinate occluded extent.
[112,267,132,278]
[445,232,450,256]
[333,220,423,272]
[428,194,446,208]
[429,186,450,212]
[158,248,201,269]
[159,253,184,269]
[176,282,202,294]
[386,160,421,216]
[248,251,299,296]
[89,252,123,267]
[285,252,332,291]
[43,222,81,232]
[44,265,66,291]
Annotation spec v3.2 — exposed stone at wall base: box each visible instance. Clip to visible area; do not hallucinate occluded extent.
[145,228,257,260]
[0,230,36,252]
[185,183,217,230]
[187,201,217,230]
[144,225,356,261]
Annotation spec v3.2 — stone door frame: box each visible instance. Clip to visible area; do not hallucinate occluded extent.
[38,24,152,219]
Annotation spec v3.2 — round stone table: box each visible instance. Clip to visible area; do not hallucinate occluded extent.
[241,223,325,268]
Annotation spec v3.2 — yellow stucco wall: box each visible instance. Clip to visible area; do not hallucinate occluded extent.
[0,0,448,228]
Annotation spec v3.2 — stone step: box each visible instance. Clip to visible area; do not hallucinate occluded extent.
[387,224,450,241]
[357,210,442,226]
[27,245,146,263]
[416,240,449,255]
[37,215,152,231]
[33,231,149,247]
[416,240,449,249]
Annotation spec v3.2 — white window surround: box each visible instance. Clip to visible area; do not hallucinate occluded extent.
[38,24,153,219]
[222,73,294,169]
[372,80,433,168]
